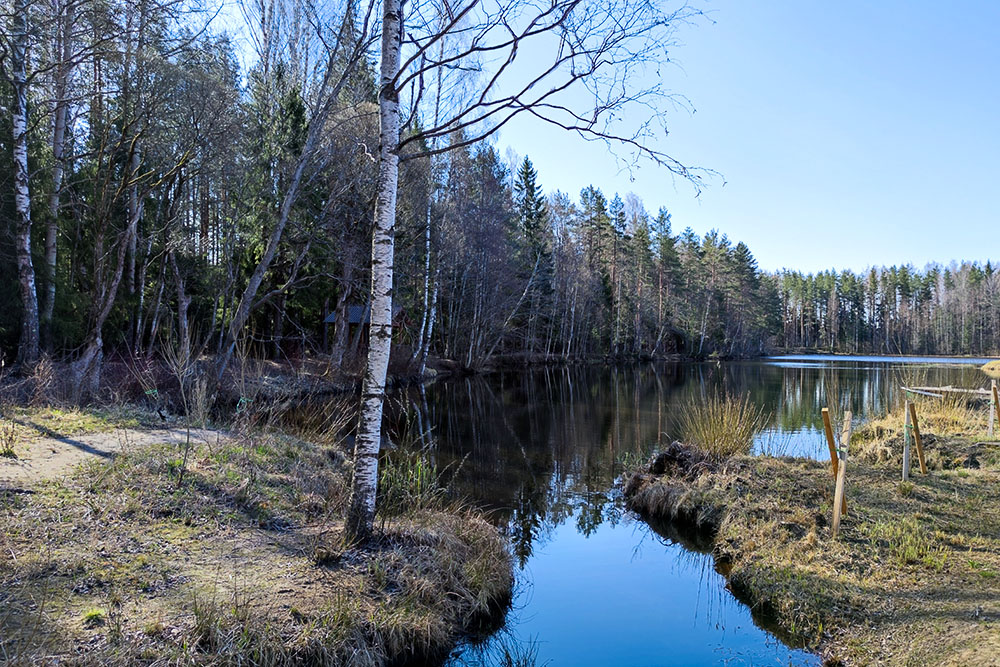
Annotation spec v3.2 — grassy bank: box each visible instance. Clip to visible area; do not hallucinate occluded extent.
[624,400,1000,666]
[1,405,513,666]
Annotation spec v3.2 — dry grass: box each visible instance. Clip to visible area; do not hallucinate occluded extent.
[679,393,770,460]
[0,420,512,665]
[625,419,1000,665]
[853,396,999,470]
[0,419,17,458]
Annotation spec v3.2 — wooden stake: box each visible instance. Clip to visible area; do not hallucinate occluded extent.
[991,380,998,439]
[902,399,912,482]
[822,407,839,478]
[832,450,847,539]
[908,402,928,475]
[838,411,852,517]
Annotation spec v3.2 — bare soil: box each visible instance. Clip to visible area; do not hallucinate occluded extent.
[0,425,219,486]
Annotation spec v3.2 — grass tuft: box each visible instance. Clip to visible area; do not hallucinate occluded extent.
[377,451,448,521]
[0,418,17,458]
[81,607,106,628]
[861,516,948,570]
[680,393,769,460]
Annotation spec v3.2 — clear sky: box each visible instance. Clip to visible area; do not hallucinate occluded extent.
[495,1,1000,273]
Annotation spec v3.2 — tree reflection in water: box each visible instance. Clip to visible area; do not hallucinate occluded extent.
[375,359,983,666]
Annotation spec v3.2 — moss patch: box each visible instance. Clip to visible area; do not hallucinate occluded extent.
[2,405,148,448]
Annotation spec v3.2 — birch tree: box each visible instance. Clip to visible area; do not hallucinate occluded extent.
[2,0,41,366]
[345,0,706,541]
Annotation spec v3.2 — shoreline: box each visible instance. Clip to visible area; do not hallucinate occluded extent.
[0,405,513,666]
[770,348,998,361]
[622,403,1000,666]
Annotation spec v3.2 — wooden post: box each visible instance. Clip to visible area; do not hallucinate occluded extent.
[822,407,839,478]
[908,402,928,475]
[990,380,998,439]
[838,411,852,517]
[832,450,847,539]
[902,399,912,482]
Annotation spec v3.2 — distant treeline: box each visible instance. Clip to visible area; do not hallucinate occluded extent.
[774,263,1000,356]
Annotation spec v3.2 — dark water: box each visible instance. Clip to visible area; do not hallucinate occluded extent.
[383,356,991,666]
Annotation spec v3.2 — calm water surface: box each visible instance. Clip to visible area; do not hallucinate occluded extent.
[383,356,990,666]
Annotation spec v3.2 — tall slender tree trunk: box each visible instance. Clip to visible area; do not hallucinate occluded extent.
[13,0,40,367]
[133,233,155,353]
[410,44,444,373]
[170,250,192,362]
[345,0,402,542]
[410,202,433,367]
[417,265,439,373]
[42,0,75,347]
[329,260,354,368]
[145,245,167,353]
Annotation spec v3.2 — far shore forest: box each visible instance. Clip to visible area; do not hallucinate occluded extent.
[3,0,1000,393]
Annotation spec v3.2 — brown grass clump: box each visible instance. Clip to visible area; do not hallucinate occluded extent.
[0,424,512,665]
[624,419,1000,666]
[982,360,1000,379]
[679,394,769,460]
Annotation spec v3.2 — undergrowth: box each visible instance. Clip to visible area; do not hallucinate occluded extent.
[0,408,513,666]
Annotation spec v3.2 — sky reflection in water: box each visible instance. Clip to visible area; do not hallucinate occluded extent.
[386,357,987,666]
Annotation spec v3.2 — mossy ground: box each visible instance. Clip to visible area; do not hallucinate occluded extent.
[625,400,1000,666]
[0,409,512,666]
[0,405,149,459]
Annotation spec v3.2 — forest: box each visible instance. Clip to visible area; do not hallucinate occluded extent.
[1,0,998,398]
[3,2,1000,663]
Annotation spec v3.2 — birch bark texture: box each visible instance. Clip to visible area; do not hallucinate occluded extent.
[345,0,402,541]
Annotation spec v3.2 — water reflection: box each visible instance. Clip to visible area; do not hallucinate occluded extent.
[381,359,985,666]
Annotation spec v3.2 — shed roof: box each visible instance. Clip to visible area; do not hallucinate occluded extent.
[324,304,402,324]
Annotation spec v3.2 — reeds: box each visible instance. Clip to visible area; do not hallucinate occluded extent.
[377,452,447,520]
[680,393,770,460]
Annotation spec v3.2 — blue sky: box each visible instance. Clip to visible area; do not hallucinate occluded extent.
[496,1,1000,273]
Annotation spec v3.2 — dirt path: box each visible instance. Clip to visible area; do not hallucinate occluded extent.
[0,426,222,487]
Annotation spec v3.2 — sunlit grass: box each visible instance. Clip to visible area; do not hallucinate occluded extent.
[681,394,770,460]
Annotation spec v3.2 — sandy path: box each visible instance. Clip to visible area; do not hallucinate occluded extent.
[0,426,222,487]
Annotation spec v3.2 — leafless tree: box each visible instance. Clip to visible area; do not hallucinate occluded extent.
[346,0,707,541]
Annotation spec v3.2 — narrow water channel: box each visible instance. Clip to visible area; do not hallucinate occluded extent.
[382,356,990,666]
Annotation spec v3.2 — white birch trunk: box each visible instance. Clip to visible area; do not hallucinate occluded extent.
[345,0,402,541]
[409,43,444,372]
[409,202,433,368]
[417,265,440,374]
[13,0,40,366]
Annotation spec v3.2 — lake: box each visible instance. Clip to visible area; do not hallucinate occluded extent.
[385,356,992,666]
